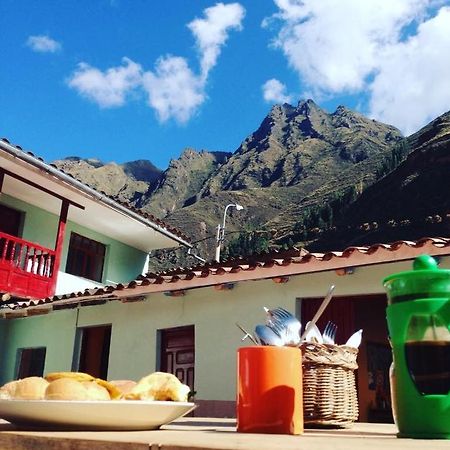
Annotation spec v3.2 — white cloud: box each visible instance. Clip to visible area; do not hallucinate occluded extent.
[142,56,205,123]
[188,2,245,80]
[67,57,143,108]
[68,2,245,123]
[262,78,292,103]
[268,0,450,133]
[369,7,450,134]
[271,0,430,93]
[26,35,61,53]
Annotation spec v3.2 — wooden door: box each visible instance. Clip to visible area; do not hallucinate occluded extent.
[78,325,112,379]
[160,325,195,392]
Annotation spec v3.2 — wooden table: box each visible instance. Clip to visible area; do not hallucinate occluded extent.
[0,418,449,450]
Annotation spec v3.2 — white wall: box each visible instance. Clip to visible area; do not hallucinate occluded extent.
[2,256,449,401]
[55,271,105,295]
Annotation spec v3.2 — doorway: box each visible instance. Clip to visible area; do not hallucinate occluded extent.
[75,325,112,379]
[160,325,195,392]
[0,204,23,237]
[0,204,23,261]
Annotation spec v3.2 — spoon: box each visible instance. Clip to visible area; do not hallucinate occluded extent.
[300,284,335,342]
[303,321,323,343]
[254,324,284,346]
[345,329,363,348]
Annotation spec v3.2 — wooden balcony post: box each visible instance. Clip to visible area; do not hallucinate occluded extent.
[51,200,69,289]
[0,169,4,193]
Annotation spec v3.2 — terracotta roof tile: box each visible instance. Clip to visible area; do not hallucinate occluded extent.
[2,235,450,316]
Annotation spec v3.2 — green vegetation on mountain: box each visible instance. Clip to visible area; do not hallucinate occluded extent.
[309,111,450,251]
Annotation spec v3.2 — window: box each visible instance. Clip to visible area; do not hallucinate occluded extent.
[66,232,106,282]
[16,347,46,378]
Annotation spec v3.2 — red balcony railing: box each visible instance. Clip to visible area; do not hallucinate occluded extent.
[0,232,57,300]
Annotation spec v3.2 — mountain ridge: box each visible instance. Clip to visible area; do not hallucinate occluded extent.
[51,100,450,268]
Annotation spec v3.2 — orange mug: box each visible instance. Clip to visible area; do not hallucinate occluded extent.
[237,346,303,435]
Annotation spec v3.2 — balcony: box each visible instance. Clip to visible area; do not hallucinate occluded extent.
[0,232,57,300]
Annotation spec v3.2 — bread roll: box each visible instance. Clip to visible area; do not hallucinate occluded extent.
[125,372,190,402]
[45,378,90,400]
[110,379,137,396]
[0,380,19,399]
[94,378,122,400]
[80,381,111,400]
[0,377,49,400]
[13,377,49,400]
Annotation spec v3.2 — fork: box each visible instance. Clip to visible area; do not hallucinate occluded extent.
[322,321,337,345]
[264,307,301,346]
[264,306,292,321]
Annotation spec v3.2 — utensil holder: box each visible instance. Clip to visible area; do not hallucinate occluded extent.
[237,346,304,435]
[301,343,359,428]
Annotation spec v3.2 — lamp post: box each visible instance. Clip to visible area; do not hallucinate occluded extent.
[215,203,244,262]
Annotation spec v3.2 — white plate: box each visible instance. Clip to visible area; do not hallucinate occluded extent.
[0,399,196,430]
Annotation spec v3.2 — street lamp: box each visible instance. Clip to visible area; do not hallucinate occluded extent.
[215,203,244,262]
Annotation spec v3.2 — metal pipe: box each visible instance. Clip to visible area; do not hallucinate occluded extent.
[215,203,244,262]
[0,139,192,248]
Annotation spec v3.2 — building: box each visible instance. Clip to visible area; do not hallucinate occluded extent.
[1,138,449,423]
[0,137,191,301]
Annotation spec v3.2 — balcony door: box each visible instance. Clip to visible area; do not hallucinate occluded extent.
[0,204,22,237]
[0,204,23,260]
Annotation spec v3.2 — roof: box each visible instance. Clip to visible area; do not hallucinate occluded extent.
[0,138,191,248]
[2,236,450,318]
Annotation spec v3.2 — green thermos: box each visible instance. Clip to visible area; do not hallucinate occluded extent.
[383,255,450,439]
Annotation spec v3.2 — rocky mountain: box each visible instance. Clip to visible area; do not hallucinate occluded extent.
[53,157,162,205]
[53,150,230,218]
[309,110,450,251]
[138,149,231,218]
[201,100,400,195]
[161,100,405,260]
[55,99,439,267]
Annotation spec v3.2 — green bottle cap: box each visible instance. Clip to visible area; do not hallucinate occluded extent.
[383,254,450,304]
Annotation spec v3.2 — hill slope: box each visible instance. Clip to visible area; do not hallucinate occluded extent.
[163,100,404,258]
[309,111,450,251]
[52,100,422,267]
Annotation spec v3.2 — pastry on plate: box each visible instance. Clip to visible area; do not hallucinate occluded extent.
[109,379,137,396]
[125,372,190,402]
[44,371,122,400]
[44,371,95,383]
[45,378,111,401]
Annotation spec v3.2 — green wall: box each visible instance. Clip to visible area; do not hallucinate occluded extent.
[0,310,77,384]
[0,321,6,377]
[0,195,147,284]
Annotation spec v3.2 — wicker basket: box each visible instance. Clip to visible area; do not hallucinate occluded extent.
[301,342,359,428]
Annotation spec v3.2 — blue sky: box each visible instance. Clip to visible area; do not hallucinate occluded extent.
[2,1,450,170]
